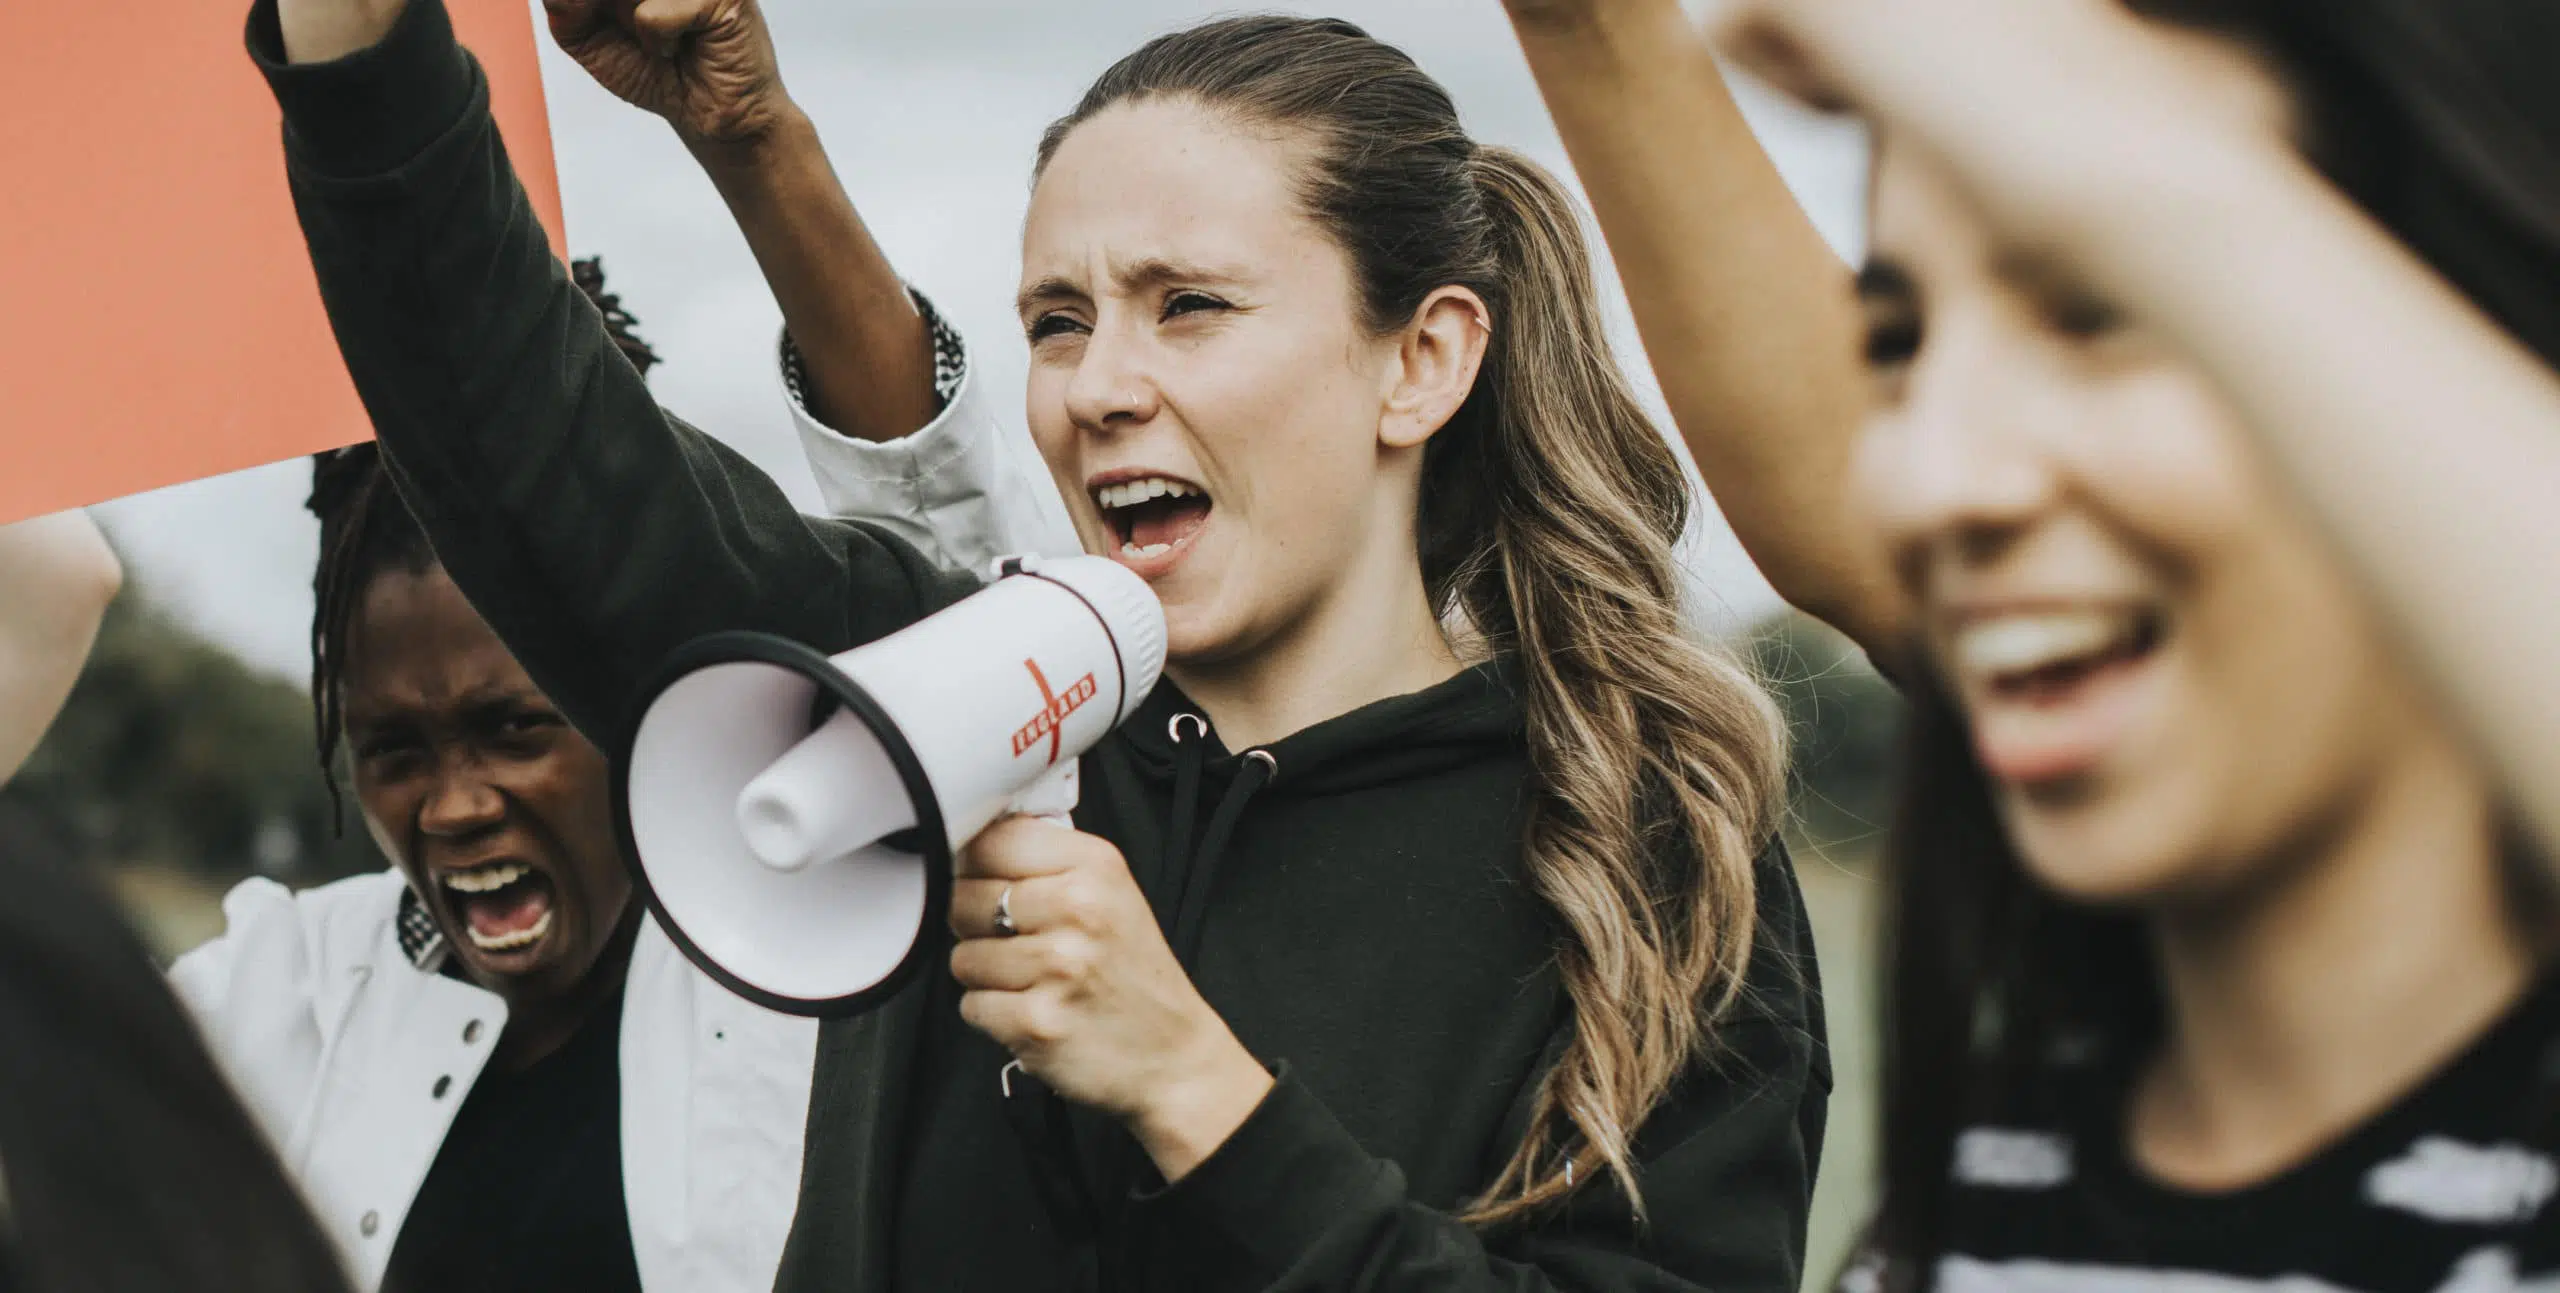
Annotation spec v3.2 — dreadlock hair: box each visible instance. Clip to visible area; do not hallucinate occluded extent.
[306,256,659,824]
[573,256,664,376]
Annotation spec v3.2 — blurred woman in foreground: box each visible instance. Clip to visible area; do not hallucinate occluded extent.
[1511,0,2560,1286]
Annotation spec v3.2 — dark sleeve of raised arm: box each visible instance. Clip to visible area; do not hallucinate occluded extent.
[245,0,976,744]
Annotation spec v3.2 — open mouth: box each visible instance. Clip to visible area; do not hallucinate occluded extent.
[1952,607,2166,701]
[1091,474,1212,567]
[437,861,557,955]
[1945,606,2171,785]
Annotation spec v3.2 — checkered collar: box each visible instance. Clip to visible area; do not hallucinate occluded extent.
[393,883,447,971]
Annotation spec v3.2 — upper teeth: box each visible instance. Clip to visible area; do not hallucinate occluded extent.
[1094,478,1199,511]
[442,863,530,894]
[1950,611,2136,681]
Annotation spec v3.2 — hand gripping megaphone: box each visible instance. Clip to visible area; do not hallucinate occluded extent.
[614,554,1166,1017]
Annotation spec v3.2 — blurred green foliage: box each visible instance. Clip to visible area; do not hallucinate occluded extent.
[0,582,378,884]
[1748,609,1906,865]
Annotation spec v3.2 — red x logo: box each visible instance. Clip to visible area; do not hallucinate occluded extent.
[1012,658,1099,767]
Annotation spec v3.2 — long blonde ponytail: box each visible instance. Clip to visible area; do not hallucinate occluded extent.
[1444,146,1788,1222]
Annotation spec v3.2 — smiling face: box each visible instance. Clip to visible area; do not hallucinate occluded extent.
[1853,34,2477,903]
[339,565,634,1001]
[1017,98,1430,664]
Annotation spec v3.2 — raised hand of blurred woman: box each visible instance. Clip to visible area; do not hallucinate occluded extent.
[1709,0,2283,254]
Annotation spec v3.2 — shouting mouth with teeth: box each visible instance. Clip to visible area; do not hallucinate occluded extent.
[1089,470,1213,577]
[342,564,639,1015]
[437,859,561,956]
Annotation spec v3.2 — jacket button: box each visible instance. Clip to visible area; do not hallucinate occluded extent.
[433,1075,452,1099]
[463,1020,483,1044]
[360,1211,380,1237]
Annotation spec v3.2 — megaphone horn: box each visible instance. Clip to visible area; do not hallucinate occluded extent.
[614,554,1168,1017]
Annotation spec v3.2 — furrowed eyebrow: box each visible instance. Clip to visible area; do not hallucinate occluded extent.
[1114,257,1248,296]
[1015,258,1253,319]
[1016,276,1083,319]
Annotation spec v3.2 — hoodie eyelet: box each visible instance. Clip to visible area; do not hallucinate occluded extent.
[1168,713,1208,744]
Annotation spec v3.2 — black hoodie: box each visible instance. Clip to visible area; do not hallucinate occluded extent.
[247,4,1831,1289]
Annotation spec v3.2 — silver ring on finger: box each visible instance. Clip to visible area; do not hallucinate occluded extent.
[994,884,1018,937]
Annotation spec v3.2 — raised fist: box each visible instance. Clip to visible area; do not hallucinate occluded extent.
[277,0,411,63]
[543,0,792,151]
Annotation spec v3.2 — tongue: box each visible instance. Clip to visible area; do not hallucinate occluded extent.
[463,879,553,941]
[1128,497,1210,550]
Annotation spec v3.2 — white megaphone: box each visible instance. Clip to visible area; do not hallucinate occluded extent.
[615,554,1166,1017]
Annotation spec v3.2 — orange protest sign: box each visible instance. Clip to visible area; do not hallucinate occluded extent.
[1,2,565,526]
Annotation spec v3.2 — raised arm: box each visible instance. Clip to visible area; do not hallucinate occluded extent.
[0,511,122,784]
[1502,0,1900,659]
[543,0,1076,568]
[541,0,939,443]
[257,0,974,746]
[1717,0,2560,854]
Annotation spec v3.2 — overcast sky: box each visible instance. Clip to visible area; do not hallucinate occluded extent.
[93,0,1866,683]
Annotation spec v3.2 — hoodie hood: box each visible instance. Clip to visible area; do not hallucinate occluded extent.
[1116,657,1530,798]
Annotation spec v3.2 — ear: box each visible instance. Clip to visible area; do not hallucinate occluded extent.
[1379,286,1491,451]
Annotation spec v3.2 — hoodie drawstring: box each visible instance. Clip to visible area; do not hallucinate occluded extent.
[1150,714,1210,943]
[1168,744,1274,966]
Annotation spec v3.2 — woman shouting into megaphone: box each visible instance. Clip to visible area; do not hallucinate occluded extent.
[247,0,1833,1289]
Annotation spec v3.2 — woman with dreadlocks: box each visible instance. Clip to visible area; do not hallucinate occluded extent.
[169,261,823,1293]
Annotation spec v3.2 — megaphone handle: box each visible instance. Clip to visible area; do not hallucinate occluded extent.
[1011,762,1081,826]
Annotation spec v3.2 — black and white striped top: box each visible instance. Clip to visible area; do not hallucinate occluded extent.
[1849,976,2560,1293]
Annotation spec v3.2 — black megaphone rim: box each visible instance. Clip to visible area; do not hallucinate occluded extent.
[611,629,953,1019]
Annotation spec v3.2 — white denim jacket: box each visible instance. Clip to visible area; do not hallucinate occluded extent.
[170,871,815,1293]
[170,294,1050,1293]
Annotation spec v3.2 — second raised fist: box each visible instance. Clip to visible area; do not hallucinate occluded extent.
[544,0,795,152]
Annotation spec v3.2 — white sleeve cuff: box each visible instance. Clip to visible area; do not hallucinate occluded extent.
[779,295,1079,572]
